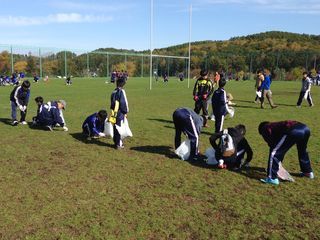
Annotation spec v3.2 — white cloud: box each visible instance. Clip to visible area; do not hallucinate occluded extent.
[0,13,113,26]
[49,1,135,13]
[196,0,320,14]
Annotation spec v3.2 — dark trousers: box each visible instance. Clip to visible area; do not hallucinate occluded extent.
[267,123,312,179]
[82,124,92,137]
[173,109,199,160]
[113,118,123,147]
[214,113,224,133]
[297,91,313,106]
[194,100,209,117]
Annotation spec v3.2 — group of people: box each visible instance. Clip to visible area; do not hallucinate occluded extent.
[110,70,128,83]
[9,75,129,149]
[82,75,129,148]
[10,79,68,130]
[6,68,315,185]
[173,69,315,185]
[0,72,25,86]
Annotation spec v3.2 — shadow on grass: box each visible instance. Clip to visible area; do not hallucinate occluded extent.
[70,132,115,148]
[130,145,177,159]
[275,102,297,107]
[147,118,173,124]
[0,118,13,126]
[235,105,260,109]
[234,166,266,180]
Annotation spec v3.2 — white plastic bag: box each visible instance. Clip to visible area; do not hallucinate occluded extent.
[104,121,114,138]
[205,147,218,165]
[174,139,191,160]
[277,162,295,182]
[228,106,235,118]
[256,90,262,98]
[115,117,133,139]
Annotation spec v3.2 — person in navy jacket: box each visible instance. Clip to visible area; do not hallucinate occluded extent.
[82,110,108,138]
[173,107,205,161]
[259,120,314,185]
[9,80,31,125]
[110,76,129,149]
[36,100,68,131]
[211,77,229,133]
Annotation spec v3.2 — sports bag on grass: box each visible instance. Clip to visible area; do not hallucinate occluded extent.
[205,147,218,165]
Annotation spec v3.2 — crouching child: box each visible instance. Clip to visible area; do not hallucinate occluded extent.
[82,110,108,138]
[35,100,68,131]
[209,124,252,169]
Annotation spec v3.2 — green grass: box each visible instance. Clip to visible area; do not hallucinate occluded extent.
[0,77,319,239]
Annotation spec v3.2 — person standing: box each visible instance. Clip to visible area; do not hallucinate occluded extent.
[211,78,229,133]
[193,69,213,123]
[10,80,31,125]
[297,71,313,107]
[259,120,314,185]
[173,107,205,161]
[110,76,129,149]
[259,70,277,109]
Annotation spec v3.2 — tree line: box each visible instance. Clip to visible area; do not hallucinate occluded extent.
[0,31,319,80]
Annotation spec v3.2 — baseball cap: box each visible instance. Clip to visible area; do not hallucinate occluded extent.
[58,100,67,109]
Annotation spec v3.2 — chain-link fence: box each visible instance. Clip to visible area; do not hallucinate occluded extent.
[0,44,319,81]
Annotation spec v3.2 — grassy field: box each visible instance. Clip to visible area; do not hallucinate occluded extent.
[0,77,319,239]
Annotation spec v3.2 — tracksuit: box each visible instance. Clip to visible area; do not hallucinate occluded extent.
[10,85,30,122]
[211,87,228,133]
[110,87,129,147]
[82,113,105,137]
[260,121,313,179]
[297,77,313,107]
[36,102,65,127]
[173,107,203,160]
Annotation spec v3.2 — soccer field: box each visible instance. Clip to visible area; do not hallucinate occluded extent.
[0,77,319,239]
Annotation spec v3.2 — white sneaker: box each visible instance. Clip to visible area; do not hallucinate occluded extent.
[12,120,19,126]
[20,121,27,125]
[46,125,53,131]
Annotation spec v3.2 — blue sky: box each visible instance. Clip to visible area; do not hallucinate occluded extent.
[0,0,319,52]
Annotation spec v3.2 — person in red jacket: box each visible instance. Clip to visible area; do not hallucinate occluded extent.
[258,120,314,185]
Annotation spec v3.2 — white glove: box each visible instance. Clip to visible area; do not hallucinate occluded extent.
[98,132,106,137]
[19,105,24,111]
[63,126,68,131]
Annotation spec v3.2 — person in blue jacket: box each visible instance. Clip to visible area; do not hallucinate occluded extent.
[173,107,206,161]
[211,77,230,133]
[36,100,68,131]
[259,120,314,185]
[110,76,129,149]
[259,70,277,109]
[82,110,108,138]
[9,80,31,126]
